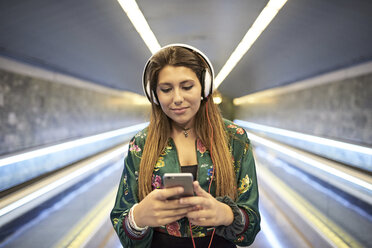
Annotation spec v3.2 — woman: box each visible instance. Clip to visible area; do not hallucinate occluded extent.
[111,44,260,247]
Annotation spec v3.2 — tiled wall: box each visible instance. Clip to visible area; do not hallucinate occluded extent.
[235,72,372,146]
[0,69,150,156]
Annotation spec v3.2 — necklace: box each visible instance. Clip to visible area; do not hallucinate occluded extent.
[182,127,191,138]
[173,123,191,138]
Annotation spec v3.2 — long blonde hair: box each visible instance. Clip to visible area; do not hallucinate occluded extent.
[138,46,236,200]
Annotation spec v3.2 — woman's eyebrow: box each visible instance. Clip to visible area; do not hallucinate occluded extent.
[180,80,195,85]
[157,82,172,86]
[158,80,194,86]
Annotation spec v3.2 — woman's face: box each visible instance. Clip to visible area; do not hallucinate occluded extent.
[156,65,202,127]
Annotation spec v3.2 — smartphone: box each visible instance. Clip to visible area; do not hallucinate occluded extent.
[163,173,194,200]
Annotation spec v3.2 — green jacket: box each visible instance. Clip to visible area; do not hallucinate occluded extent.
[111,119,260,247]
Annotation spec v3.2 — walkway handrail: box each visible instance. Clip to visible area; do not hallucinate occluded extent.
[234,120,372,172]
[0,122,148,191]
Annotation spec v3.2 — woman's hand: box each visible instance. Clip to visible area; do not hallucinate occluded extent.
[180,181,234,227]
[134,187,194,228]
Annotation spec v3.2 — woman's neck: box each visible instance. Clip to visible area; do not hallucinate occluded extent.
[171,121,195,139]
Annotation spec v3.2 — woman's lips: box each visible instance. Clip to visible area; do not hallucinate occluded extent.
[171,107,188,114]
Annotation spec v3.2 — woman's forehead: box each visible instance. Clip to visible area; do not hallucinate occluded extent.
[158,65,199,83]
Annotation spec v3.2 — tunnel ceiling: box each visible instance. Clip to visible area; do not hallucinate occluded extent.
[0,0,372,99]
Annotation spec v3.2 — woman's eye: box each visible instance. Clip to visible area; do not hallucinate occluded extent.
[183,86,193,90]
[160,88,171,93]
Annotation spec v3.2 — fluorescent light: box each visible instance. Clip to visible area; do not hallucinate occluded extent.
[246,131,372,192]
[118,0,161,54]
[261,214,284,248]
[0,144,128,217]
[0,122,148,168]
[234,120,372,156]
[213,96,222,104]
[215,0,288,88]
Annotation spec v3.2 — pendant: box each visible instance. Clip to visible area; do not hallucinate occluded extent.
[183,128,190,138]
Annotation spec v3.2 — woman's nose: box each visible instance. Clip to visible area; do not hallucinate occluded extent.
[173,89,183,105]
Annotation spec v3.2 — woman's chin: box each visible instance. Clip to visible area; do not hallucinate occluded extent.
[171,117,194,127]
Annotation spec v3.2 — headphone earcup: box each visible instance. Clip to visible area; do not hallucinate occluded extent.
[203,69,212,98]
[146,80,159,105]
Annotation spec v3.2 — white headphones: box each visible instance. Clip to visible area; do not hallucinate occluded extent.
[142,43,214,105]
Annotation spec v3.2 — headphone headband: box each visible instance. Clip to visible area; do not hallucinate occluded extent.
[142,43,214,104]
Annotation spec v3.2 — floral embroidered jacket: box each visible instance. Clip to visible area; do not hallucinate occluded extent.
[110,119,260,247]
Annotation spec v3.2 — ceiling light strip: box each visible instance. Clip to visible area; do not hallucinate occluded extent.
[118,0,161,54]
[215,0,288,88]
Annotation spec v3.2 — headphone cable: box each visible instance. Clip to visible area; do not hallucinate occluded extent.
[189,98,216,248]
